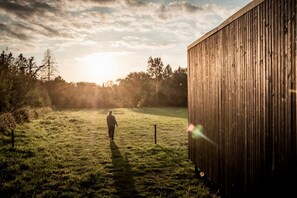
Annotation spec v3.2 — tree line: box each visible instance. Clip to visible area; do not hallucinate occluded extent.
[46,57,187,108]
[0,50,187,113]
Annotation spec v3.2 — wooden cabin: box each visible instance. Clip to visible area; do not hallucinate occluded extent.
[187,0,297,197]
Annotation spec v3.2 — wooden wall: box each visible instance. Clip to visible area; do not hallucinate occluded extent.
[187,0,297,197]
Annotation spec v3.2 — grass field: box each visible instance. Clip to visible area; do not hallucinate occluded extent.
[0,108,212,197]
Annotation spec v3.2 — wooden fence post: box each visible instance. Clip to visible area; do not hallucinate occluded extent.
[11,129,14,148]
[154,124,157,144]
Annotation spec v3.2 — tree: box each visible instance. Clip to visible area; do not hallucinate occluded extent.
[147,57,164,80]
[40,49,58,81]
[157,66,187,106]
[15,53,27,75]
[118,72,153,107]
[0,51,51,112]
[147,57,166,106]
[27,57,39,78]
[163,64,173,79]
[169,66,187,106]
[0,74,12,112]
[0,50,15,72]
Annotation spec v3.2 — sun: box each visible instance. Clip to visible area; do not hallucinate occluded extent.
[82,53,118,85]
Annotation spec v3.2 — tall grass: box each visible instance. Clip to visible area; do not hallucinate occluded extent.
[0,108,212,197]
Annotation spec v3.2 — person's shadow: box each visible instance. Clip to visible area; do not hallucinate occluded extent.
[110,141,142,197]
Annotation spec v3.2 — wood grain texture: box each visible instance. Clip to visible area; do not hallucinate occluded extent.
[188,0,297,197]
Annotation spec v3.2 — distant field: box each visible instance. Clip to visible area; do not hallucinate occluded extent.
[0,108,212,197]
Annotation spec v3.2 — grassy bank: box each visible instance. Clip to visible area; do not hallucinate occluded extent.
[0,108,212,197]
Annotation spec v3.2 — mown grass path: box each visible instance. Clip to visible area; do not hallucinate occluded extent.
[0,108,211,197]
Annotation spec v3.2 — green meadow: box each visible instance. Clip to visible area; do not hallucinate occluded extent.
[0,108,212,197]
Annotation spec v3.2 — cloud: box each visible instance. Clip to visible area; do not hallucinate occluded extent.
[0,0,238,56]
[0,0,57,19]
[167,1,204,13]
[0,22,31,40]
[154,2,225,21]
[182,2,203,13]
[32,22,75,39]
[123,0,148,8]
[0,0,249,84]
[88,0,116,3]
[111,36,173,49]
[73,0,147,8]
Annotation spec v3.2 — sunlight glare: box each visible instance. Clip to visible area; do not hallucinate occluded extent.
[81,52,118,85]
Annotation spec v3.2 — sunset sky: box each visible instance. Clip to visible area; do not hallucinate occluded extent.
[0,0,251,85]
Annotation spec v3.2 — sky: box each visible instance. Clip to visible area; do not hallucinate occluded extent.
[0,0,251,85]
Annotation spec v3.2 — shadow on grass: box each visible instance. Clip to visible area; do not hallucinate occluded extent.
[131,107,187,119]
[110,141,143,198]
[0,147,36,196]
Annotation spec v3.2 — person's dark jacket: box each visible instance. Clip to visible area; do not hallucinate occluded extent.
[107,115,117,127]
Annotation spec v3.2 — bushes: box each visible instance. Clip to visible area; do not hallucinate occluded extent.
[0,107,52,131]
[0,113,16,132]
[13,107,52,124]
[12,107,32,124]
[32,107,52,119]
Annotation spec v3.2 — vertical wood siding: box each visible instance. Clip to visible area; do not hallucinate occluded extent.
[188,0,297,197]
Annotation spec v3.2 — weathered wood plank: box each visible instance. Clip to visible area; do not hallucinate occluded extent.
[187,1,296,197]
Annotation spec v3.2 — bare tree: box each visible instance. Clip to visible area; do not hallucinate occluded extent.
[40,49,58,81]
[27,57,37,77]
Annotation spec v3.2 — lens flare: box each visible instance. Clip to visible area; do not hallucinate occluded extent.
[188,124,217,147]
[188,124,195,132]
[192,124,203,139]
[199,171,205,178]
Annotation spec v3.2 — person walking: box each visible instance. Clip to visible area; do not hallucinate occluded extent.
[106,110,118,141]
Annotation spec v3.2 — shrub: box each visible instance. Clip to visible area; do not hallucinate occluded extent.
[12,107,33,124]
[12,107,52,124]
[0,113,16,132]
[32,107,52,119]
